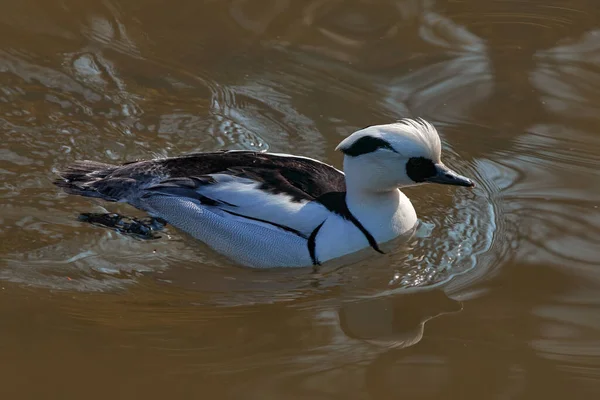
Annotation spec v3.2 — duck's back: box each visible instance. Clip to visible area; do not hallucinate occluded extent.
[56,151,343,201]
[54,151,348,239]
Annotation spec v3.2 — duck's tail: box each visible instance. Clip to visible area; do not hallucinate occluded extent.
[53,160,119,200]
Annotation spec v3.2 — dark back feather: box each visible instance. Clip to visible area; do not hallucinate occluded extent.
[56,151,346,203]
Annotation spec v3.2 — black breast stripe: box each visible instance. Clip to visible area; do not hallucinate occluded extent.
[346,214,384,254]
[315,192,384,255]
[222,210,306,238]
[308,220,326,266]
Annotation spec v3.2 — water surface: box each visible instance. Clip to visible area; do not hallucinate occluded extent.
[1,0,600,398]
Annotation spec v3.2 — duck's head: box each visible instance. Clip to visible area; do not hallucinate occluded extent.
[336,118,474,192]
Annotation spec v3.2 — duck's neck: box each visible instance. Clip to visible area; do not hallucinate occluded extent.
[343,162,418,242]
[344,185,417,243]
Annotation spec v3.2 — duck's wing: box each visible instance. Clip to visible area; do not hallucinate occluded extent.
[136,151,347,237]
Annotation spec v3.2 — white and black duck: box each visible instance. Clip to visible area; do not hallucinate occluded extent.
[54,118,474,268]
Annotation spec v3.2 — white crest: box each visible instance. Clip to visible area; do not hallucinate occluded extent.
[336,118,442,162]
[390,118,442,160]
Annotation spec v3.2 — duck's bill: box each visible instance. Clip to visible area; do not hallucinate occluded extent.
[426,164,475,188]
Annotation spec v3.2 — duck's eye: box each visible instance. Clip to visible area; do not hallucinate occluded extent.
[406,157,436,182]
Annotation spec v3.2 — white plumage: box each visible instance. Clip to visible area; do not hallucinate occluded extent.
[55,118,474,268]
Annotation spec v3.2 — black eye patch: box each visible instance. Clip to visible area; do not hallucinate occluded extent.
[406,157,437,182]
[340,136,396,157]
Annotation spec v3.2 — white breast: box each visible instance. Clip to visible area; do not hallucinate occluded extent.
[315,190,417,264]
[314,214,373,264]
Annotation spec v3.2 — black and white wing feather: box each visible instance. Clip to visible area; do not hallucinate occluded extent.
[56,151,347,237]
[143,152,346,237]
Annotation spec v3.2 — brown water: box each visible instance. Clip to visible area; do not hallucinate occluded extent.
[1,0,600,398]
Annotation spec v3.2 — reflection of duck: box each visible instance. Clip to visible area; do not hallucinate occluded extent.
[338,289,462,349]
[54,119,473,268]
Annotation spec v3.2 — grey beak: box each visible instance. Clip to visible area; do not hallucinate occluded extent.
[425,163,475,188]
